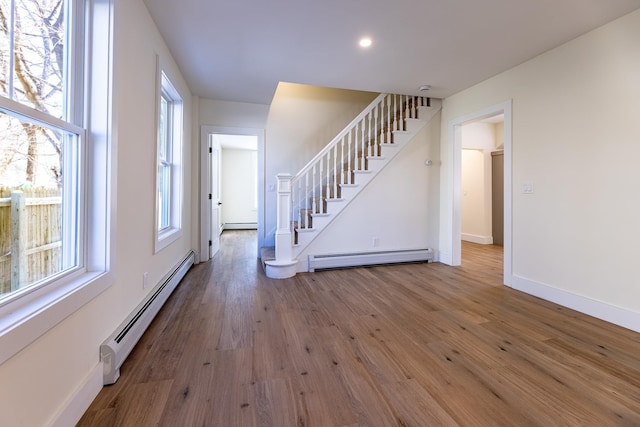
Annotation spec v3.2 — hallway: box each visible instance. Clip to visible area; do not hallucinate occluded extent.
[79,231,640,426]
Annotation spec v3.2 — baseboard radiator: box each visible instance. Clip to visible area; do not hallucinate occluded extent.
[223,222,258,230]
[100,251,195,385]
[308,249,433,272]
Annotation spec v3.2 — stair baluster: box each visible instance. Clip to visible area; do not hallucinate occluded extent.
[325,150,330,201]
[347,132,352,184]
[319,161,324,213]
[312,164,316,215]
[394,94,399,132]
[304,172,309,228]
[332,144,339,198]
[340,139,344,185]
[373,104,379,156]
[296,179,302,229]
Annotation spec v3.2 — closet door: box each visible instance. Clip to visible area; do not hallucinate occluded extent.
[491,151,504,246]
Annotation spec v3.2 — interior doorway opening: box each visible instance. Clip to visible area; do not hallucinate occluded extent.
[200,126,265,262]
[460,115,505,272]
[448,100,512,286]
[460,116,504,245]
[213,134,259,231]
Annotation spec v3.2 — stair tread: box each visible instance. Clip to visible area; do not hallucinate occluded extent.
[260,246,275,262]
[296,227,316,233]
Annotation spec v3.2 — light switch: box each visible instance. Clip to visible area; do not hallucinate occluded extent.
[522,181,534,194]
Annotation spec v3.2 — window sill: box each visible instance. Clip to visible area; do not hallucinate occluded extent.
[155,227,182,253]
[0,270,113,365]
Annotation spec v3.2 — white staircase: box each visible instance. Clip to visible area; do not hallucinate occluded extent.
[264,94,441,278]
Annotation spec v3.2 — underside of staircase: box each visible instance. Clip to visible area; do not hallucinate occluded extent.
[263,94,441,278]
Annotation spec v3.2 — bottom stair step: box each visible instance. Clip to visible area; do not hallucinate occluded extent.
[260,246,275,273]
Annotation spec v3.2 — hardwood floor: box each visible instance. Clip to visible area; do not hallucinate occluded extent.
[78,232,640,426]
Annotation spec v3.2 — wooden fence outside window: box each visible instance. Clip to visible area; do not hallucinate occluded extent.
[0,187,62,295]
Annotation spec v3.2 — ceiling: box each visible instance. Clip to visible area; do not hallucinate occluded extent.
[143,0,640,105]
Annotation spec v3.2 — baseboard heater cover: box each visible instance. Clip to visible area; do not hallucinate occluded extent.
[308,249,433,272]
[100,251,195,385]
[223,222,258,230]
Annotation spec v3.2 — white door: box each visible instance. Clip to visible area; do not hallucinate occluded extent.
[209,137,222,258]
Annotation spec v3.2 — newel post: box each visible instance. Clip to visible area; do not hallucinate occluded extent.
[264,173,298,279]
[274,173,293,262]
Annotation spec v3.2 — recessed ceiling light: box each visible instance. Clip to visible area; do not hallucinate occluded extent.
[359,37,372,48]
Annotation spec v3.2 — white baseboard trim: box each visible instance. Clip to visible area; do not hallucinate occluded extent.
[512,275,640,334]
[223,223,257,230]
[461,233,493,244]
[438,250,451,265]
[48,362,103,427]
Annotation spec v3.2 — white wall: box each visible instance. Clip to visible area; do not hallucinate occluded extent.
[0,1,196,425]
[264,83,378,245]
[221,148,257,226]
[299,115,441,262]
[440,8,640,330]
[495,121,505,149]
[461,149,491,242]
[200,99,269,128]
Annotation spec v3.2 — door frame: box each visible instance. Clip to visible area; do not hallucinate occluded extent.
[445,100,512,285]
[200,126,265,262]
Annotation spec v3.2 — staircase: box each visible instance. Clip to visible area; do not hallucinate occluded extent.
[264,93,441,278]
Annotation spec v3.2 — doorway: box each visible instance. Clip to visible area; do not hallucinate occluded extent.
[460,115,504,269]
[446,100,512,286]
[200,126,265,262]
[460,115,504,246]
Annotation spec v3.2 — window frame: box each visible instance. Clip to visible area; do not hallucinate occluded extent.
[0,0,115,365]
[154,60,183,253]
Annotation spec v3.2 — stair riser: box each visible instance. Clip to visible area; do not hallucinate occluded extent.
[309,215,331,230]
[324,198,345,215]
[338,186,359,200]
[404,118,424,133]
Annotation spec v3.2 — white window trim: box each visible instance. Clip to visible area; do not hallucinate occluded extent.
[154,58,183,253]
[0,0,116,366]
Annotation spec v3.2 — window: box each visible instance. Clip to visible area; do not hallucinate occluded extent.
[0,0,84,301]
[155,67,182,252]
[0,0,113,364]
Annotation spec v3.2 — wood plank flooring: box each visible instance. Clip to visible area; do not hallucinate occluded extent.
[78,231,640,426]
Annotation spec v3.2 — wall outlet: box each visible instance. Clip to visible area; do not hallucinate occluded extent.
[143,272,149,289]
[522,181,535,194]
